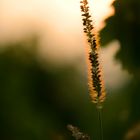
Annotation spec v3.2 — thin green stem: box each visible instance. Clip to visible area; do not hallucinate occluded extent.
[97,108,104,140]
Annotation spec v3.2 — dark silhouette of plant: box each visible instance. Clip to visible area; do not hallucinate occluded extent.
[100,0,140,140]
[67,125,90,140]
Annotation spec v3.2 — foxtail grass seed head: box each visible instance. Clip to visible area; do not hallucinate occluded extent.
[80,0,106,108]
[67,124,90,140]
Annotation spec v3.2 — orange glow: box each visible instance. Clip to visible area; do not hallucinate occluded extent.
[0,0,115,63]
[0,0,132,89]
[89,0,115,30]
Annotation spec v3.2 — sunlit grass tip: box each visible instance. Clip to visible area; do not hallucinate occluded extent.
[80,0,106,109]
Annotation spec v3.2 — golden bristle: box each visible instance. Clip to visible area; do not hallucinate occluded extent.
[80,0,106,108]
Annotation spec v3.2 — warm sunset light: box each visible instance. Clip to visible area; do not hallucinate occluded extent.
[1,0,130,87]
[0,0,115,62]
[89,0,115,30]
[0,0,131,89]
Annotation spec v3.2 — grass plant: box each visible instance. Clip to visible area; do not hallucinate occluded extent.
[68,1,106,139]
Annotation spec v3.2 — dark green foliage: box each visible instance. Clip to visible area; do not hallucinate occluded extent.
[100,0,140,140]
[100,0,140,74]
[0,39,97,140]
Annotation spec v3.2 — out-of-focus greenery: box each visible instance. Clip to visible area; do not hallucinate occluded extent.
[0,38,98,140]
[101,0,140,74]
[100,0,140,140]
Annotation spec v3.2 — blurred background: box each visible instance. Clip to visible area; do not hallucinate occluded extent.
[0,0,140,139]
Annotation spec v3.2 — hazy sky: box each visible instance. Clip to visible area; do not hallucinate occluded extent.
[0,0,115,63]
[0,0,132,89]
